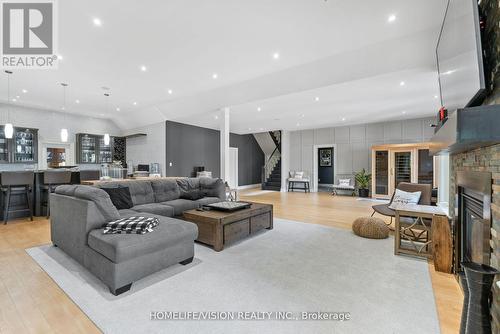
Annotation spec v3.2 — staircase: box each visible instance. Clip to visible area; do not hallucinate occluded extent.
[261,131,282,191]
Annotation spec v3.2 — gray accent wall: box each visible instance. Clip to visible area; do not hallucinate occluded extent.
[290,117,435,182]
[165,121,264,185]
[166,121,220,178]
[230,133,265,185]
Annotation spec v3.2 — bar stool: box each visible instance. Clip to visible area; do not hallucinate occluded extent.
[42,170,72,218]
[1,171,34,224]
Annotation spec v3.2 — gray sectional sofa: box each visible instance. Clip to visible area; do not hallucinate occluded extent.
[50,177,226,295]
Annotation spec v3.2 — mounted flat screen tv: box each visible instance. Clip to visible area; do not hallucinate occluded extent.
[436,0,486,111]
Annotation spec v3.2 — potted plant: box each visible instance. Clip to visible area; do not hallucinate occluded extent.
[355,168,371,198]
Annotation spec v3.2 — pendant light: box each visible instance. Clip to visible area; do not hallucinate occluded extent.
[103,93,110,145]
[60,83,69,142]
[4,70,13,139]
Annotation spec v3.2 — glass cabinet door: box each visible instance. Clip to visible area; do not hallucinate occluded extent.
[393,151,412,186]
[80,135,97,163]
[13,128,36,162]
[0,127,9,162]
[99,137,112,163]
[374,150,389,196]
[418,149,434,185]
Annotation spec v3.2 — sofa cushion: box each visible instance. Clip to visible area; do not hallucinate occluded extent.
[181,189,204,200]
[101,186,133,210]
[151,179,180,202]
[176,178,201,200]
[97,181,155,206]
[199,177,225,199]
[56,185,120,221]
[196,197,221,206]
[131,203,175,217]
[160,199,200,216]
[118,209,139,217]
[88,218,198,263]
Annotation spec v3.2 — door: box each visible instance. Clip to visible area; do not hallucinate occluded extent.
[390,149,415,192]
[372,150,390,198]
[317,147,333,186]
[228,147,238,189]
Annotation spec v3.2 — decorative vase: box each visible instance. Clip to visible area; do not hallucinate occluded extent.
[358,188,369,198]
[461,262,500,334]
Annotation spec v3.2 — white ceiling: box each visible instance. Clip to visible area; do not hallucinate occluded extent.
[1,0,448,134]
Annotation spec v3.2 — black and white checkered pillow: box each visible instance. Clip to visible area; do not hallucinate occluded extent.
[102,216,159,235]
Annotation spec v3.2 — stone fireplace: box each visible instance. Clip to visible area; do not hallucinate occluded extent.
[451,145,500,332]
[455,171,492,270]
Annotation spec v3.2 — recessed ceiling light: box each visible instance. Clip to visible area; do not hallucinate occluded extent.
[22,89,27,93]
[272,52,280,60]
[212,73,218,79]
[116,107,120,111]
[12,98,16,102]
[300,114,305,118]
[400,81,405,86]
[314,97,320,102]
[402,111,407,114]
[140,65,147,72]
[61,106,65,110]
[257,107,261,112]
[215,115,219,120]
[93,18,102,26]
[15,95,19,99]
[434,95,439,99]
[296,123,300,127]
[341,117,346,121]
[75,99,80,104]
[57,55,63,60]
[133,102,137,106]
[248,127,252,131]
[167,89,173,95]
[388,14,396,23]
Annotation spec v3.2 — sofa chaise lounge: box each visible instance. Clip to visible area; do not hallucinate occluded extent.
[50,177,226,295]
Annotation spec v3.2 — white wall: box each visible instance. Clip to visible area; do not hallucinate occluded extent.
[280,130,290,192]
[289,117,435,184]
[0,103,120,170]
[253,132,276,157]
[124,122,166,176]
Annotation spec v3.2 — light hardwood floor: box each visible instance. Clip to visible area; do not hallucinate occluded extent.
[0,190,462,334]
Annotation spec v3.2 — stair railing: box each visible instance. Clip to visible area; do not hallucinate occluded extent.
[261,146,281,188]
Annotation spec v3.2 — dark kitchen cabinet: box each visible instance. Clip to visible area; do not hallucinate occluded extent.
[76,133,123,164]
[0,125,38,164]
[13,127,38,163]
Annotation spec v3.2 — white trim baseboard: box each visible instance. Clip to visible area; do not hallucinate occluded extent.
[237,183,260,190]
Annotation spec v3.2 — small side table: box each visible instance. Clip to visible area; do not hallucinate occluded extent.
[226,188,238,201]
[394,204,452,273]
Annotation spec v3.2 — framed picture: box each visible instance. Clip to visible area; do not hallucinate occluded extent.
[319,148,332,167]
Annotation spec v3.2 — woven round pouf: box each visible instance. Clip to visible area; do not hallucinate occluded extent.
[352,217,389,239]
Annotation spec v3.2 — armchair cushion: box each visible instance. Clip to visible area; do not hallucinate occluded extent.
[389,189,421,209]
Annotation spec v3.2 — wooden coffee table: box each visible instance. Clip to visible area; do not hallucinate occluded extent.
[183,202,273,251]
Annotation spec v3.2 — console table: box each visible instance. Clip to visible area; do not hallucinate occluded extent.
[393,204,452,273]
